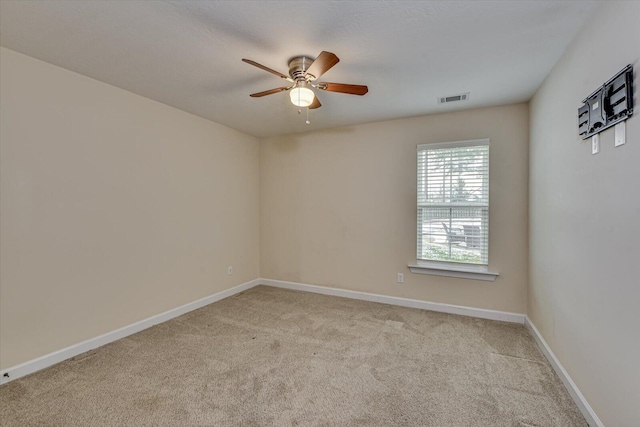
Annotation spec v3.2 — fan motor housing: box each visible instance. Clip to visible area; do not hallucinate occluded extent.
[288,56,316,81]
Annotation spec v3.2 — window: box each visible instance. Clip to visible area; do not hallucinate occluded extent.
[417,139,489,266]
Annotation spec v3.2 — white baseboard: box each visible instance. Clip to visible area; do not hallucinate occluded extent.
[0,279,260,385]
[260,278,525,324]
[525,317,603,427]
[0,277,528,386]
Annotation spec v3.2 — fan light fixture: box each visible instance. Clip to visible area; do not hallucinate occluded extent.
[243,51,369,116]
[290,86,315,107]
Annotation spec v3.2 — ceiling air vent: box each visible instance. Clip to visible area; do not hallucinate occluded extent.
[438,92,470,104]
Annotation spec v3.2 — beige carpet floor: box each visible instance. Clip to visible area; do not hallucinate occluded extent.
[1,285,586,426]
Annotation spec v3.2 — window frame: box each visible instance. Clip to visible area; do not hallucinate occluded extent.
[412,139,498,280]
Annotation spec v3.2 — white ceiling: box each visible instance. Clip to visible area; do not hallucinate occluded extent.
[0,1,599,138]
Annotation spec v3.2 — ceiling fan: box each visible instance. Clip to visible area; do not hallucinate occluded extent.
[242,51,368,110]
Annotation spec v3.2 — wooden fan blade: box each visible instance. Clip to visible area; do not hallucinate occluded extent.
[250,86,291,97]
[309,95,322,110]
[306,51,339,80]
[317,82,368,95]
[242,59,292,81]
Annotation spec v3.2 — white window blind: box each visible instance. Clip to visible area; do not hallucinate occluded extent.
[417,139,489,265]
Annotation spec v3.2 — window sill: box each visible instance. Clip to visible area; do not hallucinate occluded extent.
[408,262,499,282]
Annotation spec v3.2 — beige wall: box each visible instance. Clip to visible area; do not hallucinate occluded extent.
[0,47,260,369]
[529,2,640,425]
[260,103,529,313]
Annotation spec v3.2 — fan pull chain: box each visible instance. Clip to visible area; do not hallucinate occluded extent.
[306,108,310,125]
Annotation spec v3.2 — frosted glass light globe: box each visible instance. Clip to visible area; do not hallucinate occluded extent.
[290,87,315,107]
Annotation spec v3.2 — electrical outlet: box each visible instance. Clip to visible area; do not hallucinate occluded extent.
[227,266,232,275]
[397,273,404,283]
[591,134,600,154]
